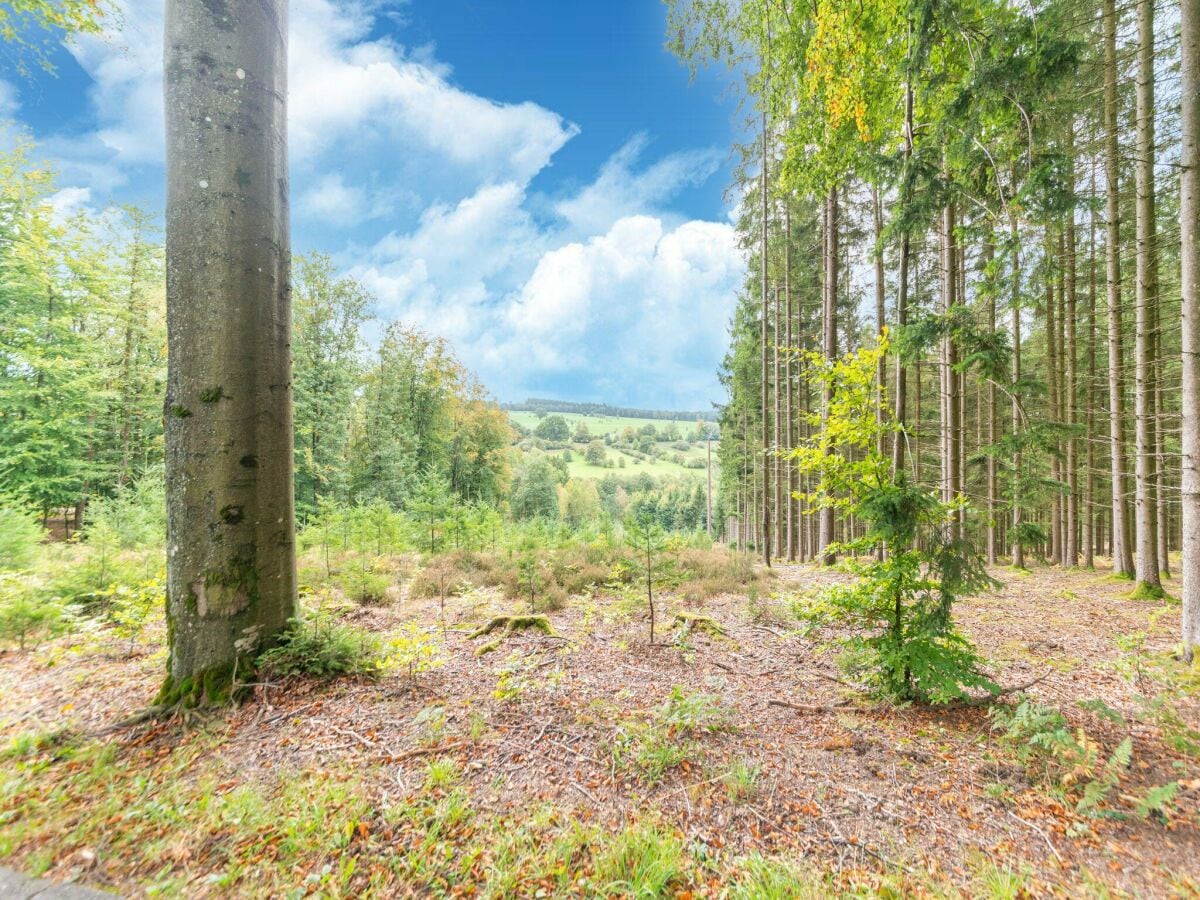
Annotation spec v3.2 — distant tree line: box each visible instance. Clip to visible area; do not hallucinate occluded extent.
[504,398,719,423]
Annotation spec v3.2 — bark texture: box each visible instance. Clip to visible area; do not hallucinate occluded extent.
[1103,0,1135,576]
[1181,0,1200,655]
[1133,0,1162,593]
[163,0,296,698]
[760,116,771,566]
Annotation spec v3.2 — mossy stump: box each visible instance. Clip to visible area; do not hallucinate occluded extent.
[469,614,558,655]
[672,612,729,640]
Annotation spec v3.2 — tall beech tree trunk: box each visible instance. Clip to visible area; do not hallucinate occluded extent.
[162,0,296,702]
[1134,0,1162,594]
[1181,0,1200,657]
[1104,0,1135,576]
[820,184,838,565]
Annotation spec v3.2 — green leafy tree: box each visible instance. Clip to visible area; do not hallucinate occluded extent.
[558,478,601,528]
[510,459,560,521]
[0,142,110,521]
[791,337,998,704]
[407,474,452,553]
[534,414,570,441]
[292,253,369,519]
[1,0,110,74]
[0,502,43,570]
[585,440,607,466]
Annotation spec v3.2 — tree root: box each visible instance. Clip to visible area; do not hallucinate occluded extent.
[469,614,558,655]
[154,661,250,709]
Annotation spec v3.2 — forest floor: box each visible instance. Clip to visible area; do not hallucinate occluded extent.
[1,560,1198,898]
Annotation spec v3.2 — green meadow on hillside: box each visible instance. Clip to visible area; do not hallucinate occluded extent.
[508,409,718,483]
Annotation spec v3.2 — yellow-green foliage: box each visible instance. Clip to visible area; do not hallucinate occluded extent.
[381,623,446,681]
[0,572,69,650]
[97,576,162,653]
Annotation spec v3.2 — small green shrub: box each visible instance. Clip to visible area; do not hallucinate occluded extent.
[1133,781,1180,822]
[257,612,381,678]
[0,504,44,571]
[84,469,167,551]
[2,727,77,760]
[424,756,461,789]
[381,623,446,681]
[790,339,998,704]
[658,685,733,734]
[97,576,162,654]
[0,574,70,650]
[722,759,760,802]
[611,726,694,782]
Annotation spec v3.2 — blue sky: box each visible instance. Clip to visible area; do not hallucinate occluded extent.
[1,0,748,410]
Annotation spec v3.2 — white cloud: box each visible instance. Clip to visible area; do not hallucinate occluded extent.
[299,173,366,225]
[289,2,578,183]
[484,215,744,406]
[351,181,546,347]
[61,0,576,193]
[24,0,743,408]
[67,0,164,165]
[554,134,723,235]
[0,80,19,117]
[48,186,93,220]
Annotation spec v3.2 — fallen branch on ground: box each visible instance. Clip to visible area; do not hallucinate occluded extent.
[768,698,851,713]
[944,670,1054,709]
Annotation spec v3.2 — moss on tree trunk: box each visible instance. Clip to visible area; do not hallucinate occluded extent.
[161,0,295,700]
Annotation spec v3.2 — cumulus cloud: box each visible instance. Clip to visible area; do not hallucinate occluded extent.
[554,134,723,236]
[486,216,745,406]
[61,0,576,195]
[20,0,743,407]
[289,0,578,183]
[299,173,367,226]
[48,186,93,220]
[351,181,545,346]
[0,80,19,117]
